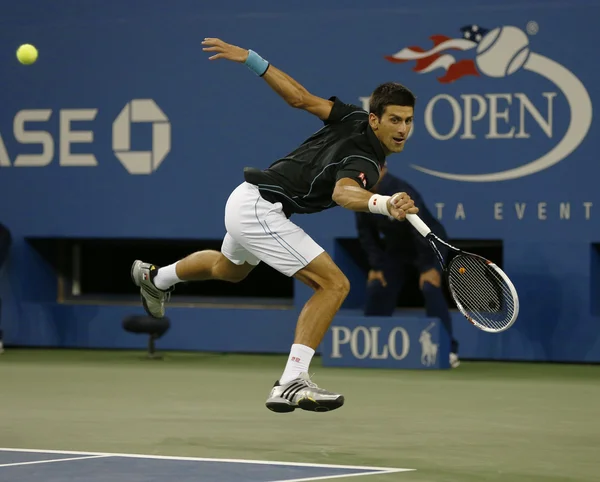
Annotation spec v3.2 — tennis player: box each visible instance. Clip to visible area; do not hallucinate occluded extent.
[131,38,419,413]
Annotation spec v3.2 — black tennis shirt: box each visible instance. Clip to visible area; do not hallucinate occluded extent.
[243,97,387,217]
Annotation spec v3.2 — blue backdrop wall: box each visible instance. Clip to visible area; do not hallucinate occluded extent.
[0,0,598,362]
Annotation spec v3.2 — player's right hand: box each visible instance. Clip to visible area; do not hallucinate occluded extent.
[387,192,418,221]
[202,38,249,63]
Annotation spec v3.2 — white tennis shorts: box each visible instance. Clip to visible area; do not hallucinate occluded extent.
[221,182,324,277]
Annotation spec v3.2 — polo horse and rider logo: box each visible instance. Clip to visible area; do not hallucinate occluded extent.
[419,322,439,367]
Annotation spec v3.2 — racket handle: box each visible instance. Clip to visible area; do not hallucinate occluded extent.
[406,214,432,237]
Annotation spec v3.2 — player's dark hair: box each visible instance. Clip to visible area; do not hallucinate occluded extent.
[369,82,416,118]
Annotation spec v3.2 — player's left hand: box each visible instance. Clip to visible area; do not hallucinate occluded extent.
[202,38,249,62]
[419,268,442,289]
[387,192,419,221]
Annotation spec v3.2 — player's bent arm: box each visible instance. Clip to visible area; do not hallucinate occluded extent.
[332,178,391,213]
[262,65,334,120]
[333,178,420,220]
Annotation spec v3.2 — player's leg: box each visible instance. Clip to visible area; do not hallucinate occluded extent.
[131,247,257,319]
[223,182,347,413]
[158,245,257,285]
[131,183,261,318]
[290,253,350,349]
[152,231,259,287]
[265,251,349,413]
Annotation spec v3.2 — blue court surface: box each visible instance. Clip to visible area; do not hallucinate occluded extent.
[0,448,414,481]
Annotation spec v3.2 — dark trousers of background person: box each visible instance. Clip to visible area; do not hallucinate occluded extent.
[364,254,459,354]
[0,223,12,348]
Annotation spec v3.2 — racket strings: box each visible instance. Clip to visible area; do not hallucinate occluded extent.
[448,255,516,331]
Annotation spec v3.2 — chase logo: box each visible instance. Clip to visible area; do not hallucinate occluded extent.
[113,99,171,175]
[0,99,171,175]
[384,24,592,182]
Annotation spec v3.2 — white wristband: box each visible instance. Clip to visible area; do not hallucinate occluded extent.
[368,194,391,216]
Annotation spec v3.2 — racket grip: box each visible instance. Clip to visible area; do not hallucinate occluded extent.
[406,214,432,237]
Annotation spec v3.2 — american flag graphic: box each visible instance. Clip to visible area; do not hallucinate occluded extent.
[385,25,490,84]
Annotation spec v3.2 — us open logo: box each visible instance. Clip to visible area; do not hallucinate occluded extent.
[112,99,171,175]
[380,24,592,182]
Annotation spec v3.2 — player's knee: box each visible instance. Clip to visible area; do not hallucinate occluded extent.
[212,254,255,283]
[339,275,351,298]
[323,272,350,300]
[296,253,350,298]
[224,270,250,283]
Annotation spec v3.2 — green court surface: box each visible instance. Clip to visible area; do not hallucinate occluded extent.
[0,349,598,481]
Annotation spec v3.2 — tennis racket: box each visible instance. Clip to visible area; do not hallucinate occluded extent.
[406,213,519,333]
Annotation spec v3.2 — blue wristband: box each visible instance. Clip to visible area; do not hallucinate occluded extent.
[245,49,270,77]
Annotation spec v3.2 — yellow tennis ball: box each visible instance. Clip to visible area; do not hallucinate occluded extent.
[459,267,466,274]
[16,44,38,65]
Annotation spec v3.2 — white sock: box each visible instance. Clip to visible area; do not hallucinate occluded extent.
[153,263,182,290]
[279,344,315,384]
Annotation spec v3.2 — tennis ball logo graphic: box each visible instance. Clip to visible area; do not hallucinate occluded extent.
[475,26,530,77]
[388,24,593,181]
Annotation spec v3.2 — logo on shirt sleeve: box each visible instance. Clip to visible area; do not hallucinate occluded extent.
[358,172,367,187]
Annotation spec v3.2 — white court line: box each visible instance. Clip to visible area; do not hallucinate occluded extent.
[0,455,108,468]
[0,447,415,475]
[270,469,410,482]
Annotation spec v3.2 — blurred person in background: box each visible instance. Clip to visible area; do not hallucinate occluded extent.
[0,222,12,354]
[355,164,460,368]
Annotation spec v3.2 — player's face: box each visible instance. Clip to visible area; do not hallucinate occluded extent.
[369,105,414,155]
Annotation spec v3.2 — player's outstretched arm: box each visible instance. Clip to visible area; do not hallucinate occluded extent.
[332,178,419,221]
[202,38,333,120]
